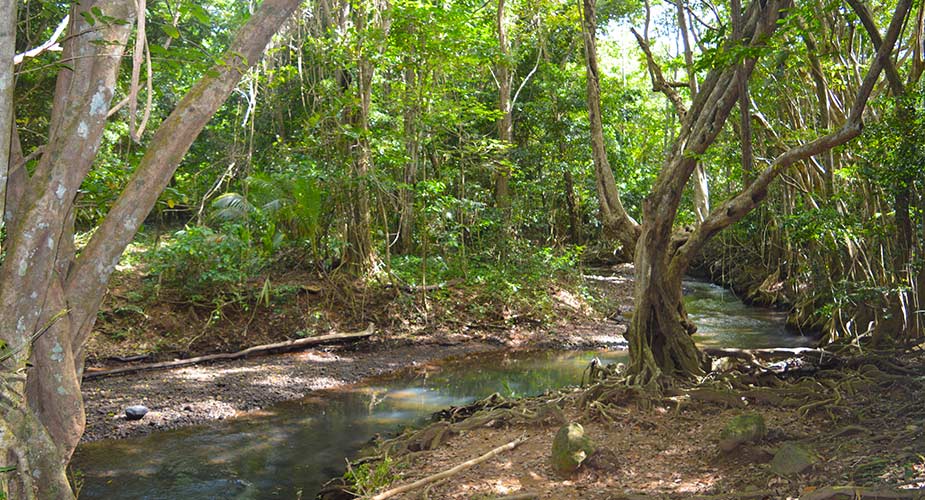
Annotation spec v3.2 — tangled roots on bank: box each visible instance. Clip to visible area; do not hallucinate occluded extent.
[322,345,925,499]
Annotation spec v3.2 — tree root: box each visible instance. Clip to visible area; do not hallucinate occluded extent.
[802,486,925,500]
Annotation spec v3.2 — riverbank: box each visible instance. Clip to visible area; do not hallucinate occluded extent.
[80,265,636,442]
[81,318,633,442]
[344,347,925,499]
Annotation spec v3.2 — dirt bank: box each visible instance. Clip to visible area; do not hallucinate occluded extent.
[346,349,925,499]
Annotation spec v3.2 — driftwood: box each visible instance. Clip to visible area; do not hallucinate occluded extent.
[369,436,527,500]
[83,323,375,380]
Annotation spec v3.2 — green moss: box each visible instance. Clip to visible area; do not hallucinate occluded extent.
[719,413,767,452]
[551,423,596,474]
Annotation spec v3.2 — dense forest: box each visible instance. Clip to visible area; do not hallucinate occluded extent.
[1,0,924,497]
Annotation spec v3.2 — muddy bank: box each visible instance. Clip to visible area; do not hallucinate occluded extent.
[81,318,628,442]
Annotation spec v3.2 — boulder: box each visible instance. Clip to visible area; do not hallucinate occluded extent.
[770,442,816,476]
[551,423,595,474]
[125,405,149,421]
[719,413,767,452]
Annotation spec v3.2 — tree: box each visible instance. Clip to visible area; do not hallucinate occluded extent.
[615,0,913,384]
[579,0,640,253]
[0,0,302,496]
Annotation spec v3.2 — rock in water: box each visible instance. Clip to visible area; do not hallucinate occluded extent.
[771,442,816,476]
[125,405,149,421]
[551,423,595,474]
[719,413,767,452]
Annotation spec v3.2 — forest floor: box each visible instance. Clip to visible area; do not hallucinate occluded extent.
[350,350,925,500]
[80,264,636,441]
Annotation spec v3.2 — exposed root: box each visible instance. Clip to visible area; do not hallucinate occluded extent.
[801,486,925,500]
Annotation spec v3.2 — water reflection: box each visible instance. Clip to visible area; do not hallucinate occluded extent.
[72,350,627,499]
[684,279,815,348]
[72,280,807,499]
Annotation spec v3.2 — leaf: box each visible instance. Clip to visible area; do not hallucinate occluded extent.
[189,4,211,25]
[163,24,180,39]
[81,11,96,26]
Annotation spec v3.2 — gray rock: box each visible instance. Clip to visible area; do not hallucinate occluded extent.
[125,405,149,421]
[770,442,816,476]
[551,423,595,474]
[719,413,767,452]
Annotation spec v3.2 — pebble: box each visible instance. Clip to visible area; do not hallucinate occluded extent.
[125,405,149,421]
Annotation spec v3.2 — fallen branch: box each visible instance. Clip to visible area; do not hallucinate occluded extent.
[802,486,925,500]
[387,279,463,294]
[83,323,374,380]
[370,436,528,500]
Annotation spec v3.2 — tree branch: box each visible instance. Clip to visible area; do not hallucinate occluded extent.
[631,27,688,118]
[64,0,304,356]
[13,15,68,65]
[670,0,914,276]
[845,0,906,94]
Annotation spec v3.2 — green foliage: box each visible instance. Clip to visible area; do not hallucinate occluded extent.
[145,225,268,300]
[390,243,585,322]
[344,456,395,497]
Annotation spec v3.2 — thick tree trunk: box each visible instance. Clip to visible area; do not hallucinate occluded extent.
[626,0,790,384]
[345,0,388,274]
[634,0,912,384]
[580,0,639,252]
[627,229,703,384]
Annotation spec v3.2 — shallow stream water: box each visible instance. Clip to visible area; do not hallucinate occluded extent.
[71,279,813,499]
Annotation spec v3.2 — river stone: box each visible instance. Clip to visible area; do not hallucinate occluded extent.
[125,405,149,421]
[551,423,595,474]
[719,413,767,452]
[771,442,816,476]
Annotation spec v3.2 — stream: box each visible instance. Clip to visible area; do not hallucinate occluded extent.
[71,279,814,499]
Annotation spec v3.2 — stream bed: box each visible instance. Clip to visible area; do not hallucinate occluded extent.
[71,279,814,499]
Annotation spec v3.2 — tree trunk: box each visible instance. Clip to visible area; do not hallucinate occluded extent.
[627,226,703,384]
[630,0,912,384]
[563,170,581,244]
[0,0,13,230]
[0,0,303,496]
[345,0,389,274]
[495,0,513,236]
[580,0,639,252]
[626,0,791,384]
[397,62,418,254]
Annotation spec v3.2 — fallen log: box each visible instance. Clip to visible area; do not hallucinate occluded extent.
[83,323,375,380]
[370,436,527,500]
